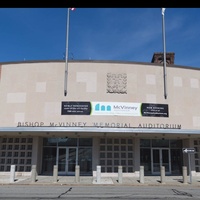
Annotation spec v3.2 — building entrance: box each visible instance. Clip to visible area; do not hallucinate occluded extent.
[152,148,171,175]
[140,139,183,175]
[58,147,77,175]
[42,138,93,176]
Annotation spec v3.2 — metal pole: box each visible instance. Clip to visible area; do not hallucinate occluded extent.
[162,8,167,99]
[188,154,192,184]
[64,8,70,96]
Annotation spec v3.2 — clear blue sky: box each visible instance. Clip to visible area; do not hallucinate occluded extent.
[0,8,200,68]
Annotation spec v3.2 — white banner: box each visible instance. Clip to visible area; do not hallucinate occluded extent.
[91,102,141,116]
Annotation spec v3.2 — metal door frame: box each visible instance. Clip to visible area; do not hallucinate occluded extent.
[57,147,78,175]
[151,148,171,175]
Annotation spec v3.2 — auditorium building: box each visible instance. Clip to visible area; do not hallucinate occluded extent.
[0,52,200,177]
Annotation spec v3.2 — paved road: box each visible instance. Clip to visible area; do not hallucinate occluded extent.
[0,185,200,199]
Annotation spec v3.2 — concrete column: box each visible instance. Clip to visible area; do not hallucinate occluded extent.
[96,165,101,183]
[10,165,15,183]
[53,165,58,183]
[134,138,140,173]
[31,137,40,174]
[75,165,80,183]
[31,165,37,182]
[182,166,187,184]
[139,166,144,184]
[92,138,100,173]
[160,166,165,184]
[118,166,123,184]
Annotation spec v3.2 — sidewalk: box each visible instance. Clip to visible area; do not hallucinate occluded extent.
[1,175,200,186]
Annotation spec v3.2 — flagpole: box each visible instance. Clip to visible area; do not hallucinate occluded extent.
[162,8,167,99]
[64,8,70,96]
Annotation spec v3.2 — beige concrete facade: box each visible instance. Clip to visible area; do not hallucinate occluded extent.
[0,60,199,129]
[0,60,199,177]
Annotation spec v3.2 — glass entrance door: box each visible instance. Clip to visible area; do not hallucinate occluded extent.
[57,147,77,175]
[152,148,171,175]
[68,148,77,175]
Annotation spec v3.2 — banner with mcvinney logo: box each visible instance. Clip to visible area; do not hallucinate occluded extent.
[61,102,168,117]
[90,102,141,116]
